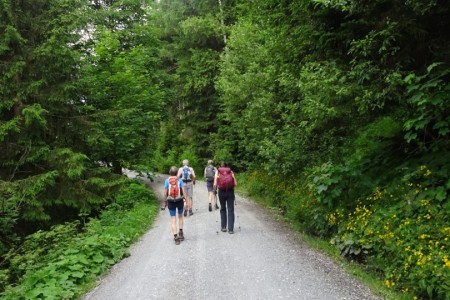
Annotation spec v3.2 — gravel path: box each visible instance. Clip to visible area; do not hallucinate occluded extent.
[83,172,382,300]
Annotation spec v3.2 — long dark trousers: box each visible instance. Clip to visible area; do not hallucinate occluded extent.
[218,188,235,231]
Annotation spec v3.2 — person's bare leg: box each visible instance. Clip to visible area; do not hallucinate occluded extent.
[178,213,184,230]
[188,197,193,214]
[171,216,177,235]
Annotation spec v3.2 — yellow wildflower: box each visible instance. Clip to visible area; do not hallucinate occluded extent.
[384,279,395,288]
[421,199,429,206]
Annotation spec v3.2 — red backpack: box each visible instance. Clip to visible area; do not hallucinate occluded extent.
[217,167,235,190]
[167,176,183,201]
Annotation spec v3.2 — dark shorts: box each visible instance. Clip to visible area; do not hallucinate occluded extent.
[167,199,184,217]
[206,180,214,192]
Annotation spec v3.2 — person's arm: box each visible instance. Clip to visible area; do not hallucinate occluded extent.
[162,180,168,209]
[180,180,187,201]
[232,171,237,187]
[191,167,196,184]
[163,180,168,198]
[213,170,218,193]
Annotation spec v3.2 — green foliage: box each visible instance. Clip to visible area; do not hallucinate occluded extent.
[0,188,18,256]
[115,182,153,209]
[331,161,450,299]
[403,64,450,151]
[0,181,158,299]
[153,0,226,167]
[79,23,165,173]
[0,0,165,265]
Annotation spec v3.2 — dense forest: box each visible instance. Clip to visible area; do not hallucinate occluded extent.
[1,0,449,298]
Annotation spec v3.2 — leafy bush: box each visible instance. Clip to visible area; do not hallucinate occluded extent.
[240,155,449,299]
[332,162,450,299]
[403,64,450,152]
[0,196,19,257]
[0,181,158,299]
[115,182,154,209]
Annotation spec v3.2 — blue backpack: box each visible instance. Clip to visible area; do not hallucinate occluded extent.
[182,166,192,181]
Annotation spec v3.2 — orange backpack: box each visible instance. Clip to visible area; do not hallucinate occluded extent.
[167,176,183,201]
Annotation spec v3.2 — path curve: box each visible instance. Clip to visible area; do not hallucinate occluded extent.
[83,172,381,300]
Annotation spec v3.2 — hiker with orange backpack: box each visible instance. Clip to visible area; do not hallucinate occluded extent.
[163,166,187,245]
[177,159,196,216]
[213,161,238,234]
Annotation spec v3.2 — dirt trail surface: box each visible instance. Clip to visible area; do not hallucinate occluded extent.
[84,171,381,300]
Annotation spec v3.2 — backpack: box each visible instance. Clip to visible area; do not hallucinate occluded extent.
[167,176,183,201]
[217,167,235,190]
[205,166,215,182]
[182,166,192,181]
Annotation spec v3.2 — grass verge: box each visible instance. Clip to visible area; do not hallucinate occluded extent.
[0,181,159,300]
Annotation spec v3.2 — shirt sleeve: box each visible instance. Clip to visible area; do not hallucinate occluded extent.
[164,179,168,189]
[179,179,184,188]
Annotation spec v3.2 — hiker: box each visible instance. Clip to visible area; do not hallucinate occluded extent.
[213,161,238,234]
[163,166,186,245]
[204,160,218,212]
[177,159,196,216]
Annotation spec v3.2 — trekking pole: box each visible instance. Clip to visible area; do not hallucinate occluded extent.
[235,199,241,231]
[193,183,196,212]
[215,193,220,234]
[214,192,219,210]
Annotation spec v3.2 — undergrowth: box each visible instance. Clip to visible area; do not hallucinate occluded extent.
[0,181,158,299]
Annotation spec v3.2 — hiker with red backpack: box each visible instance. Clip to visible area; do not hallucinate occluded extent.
[213,161,238,234]
[204,160,218,212]
[163,166,187,245]
[177,159,196,216]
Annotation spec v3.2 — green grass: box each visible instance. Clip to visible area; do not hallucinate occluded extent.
[77,200,159,298]
[0,181,159,300]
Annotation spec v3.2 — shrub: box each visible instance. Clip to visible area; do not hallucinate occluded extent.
[0,181,158,299]
[333,163,450,299]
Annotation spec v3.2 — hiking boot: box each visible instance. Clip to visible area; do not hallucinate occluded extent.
[178,231,184,241]
[221,227,227,232]
[215,204,219,210]
[189,209,193,216]
[183,210,187,217]
[174,236,180,245]
[228,230,234,234]
[208,203,212,212]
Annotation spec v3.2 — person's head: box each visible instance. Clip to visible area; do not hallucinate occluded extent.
[182,159,189,166]
[220,160,228,167]
[207,159,213,166]
[169,166,178,176]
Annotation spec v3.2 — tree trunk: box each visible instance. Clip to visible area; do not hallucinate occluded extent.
[112,160,123,175]
[13,74,23,116]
